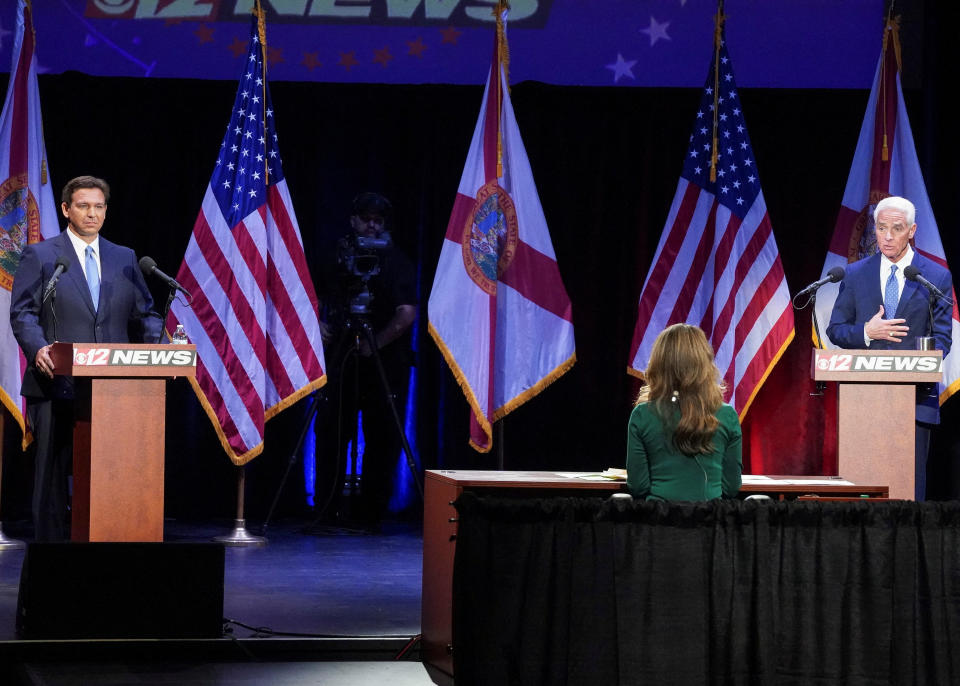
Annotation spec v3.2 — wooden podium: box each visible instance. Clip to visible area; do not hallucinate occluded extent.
[812,348,942,500]
[50,342,197,542]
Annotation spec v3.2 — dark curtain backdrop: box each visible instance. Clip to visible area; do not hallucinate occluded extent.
[452,494,960,685]
[2,4,960,520]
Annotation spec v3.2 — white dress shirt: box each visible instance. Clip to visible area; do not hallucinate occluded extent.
[864,245,914,345]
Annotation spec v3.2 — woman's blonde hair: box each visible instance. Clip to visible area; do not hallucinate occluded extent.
[635,323,725,455]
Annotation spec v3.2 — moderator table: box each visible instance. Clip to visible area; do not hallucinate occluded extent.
[421,469,889,676]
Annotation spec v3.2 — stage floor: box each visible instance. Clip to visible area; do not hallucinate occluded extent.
[0,517,448,686]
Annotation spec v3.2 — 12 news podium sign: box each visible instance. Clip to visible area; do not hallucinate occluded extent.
[70,345,197,369]
[812,350,942,381]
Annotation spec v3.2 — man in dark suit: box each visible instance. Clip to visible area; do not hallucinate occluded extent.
[827,195,953,499]
[9,175,161,540]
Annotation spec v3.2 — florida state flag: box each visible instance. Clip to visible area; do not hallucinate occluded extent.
[427,6,575,453]
[0,0,61,446]
[813,16,960,403]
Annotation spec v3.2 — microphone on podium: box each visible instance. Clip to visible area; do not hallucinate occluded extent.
[904,265,949,301]
[139,256,191,298]
[41,256,71,303]
[794,266,845,299]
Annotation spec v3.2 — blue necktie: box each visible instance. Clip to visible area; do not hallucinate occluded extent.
[884,264,898,319]
[85,245,100,311]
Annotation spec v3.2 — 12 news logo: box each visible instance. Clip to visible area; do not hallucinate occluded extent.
[72,347,196,367]
[816,352,941,373]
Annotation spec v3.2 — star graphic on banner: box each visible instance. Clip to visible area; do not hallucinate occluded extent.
[373,46,393,67]
[227,36,247,58]
[640,16,671,46]
[301,51,322,71]
[606,53,636,83]
[440,26,462,44]
[338,51,359,71]
[267,45,285,66]
[407,37,427,58]
[194,24,215,45]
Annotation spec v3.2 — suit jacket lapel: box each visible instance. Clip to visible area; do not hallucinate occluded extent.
[899,277,923,315]
[900,253,927,315]
[97,239,118,321]
[867,253,883,312]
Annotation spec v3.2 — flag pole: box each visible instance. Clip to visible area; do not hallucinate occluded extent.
[879,11,901,163]
[255,0,270,183]
[211,1,272,548]
[23,0,47,187]
[214,465,267,546]
[710,0,725,183]
[0,412,26,549]
[494,1,509,461]
[494,1,510,179]
[496,420,505,471]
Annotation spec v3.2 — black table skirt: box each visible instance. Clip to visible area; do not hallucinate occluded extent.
[452,495,960,686]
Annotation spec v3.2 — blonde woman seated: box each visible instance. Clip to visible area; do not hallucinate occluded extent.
[626,323,742,501]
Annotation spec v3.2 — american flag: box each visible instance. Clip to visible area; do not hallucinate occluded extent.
[628,23,794,416]
[167,12,326,465]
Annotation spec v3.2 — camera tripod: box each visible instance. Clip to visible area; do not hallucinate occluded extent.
[260,310,423,537]
[304,310,423,532]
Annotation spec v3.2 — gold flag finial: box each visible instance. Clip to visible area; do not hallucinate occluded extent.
[255,0,267,63]
[26,0,36,44]
[254,1,270,183]
[879,15,901,163]
[495,2,511,89]
[710,1,725,183]
[24,1,47,184]
[494,2,511,179]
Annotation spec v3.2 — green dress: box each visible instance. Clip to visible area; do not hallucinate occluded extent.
[626,402,742,501]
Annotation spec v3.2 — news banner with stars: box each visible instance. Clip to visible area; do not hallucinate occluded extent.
[2,1,880,88]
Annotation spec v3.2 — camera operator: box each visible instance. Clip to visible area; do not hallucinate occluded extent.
[318,192,417,532]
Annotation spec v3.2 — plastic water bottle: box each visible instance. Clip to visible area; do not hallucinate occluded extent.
[171,324,189,344]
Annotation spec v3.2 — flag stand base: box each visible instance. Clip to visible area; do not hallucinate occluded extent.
[214,467,267,546]
[213,518,266,547]
[0,523,25,550]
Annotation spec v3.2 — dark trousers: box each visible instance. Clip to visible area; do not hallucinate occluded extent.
[25,398,73,541]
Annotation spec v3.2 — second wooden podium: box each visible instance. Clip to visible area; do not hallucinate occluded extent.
[50,342,196,542]
[812,348,942,500]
